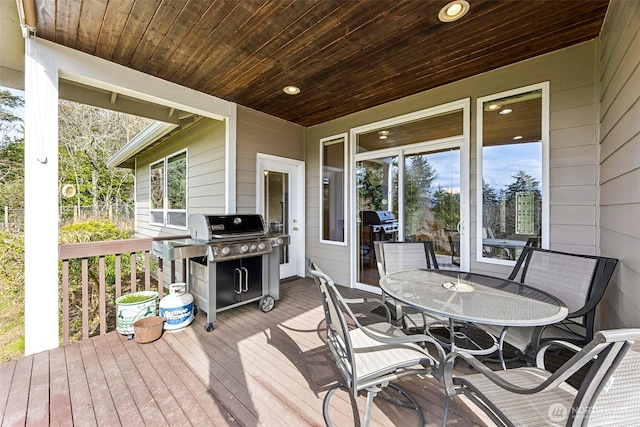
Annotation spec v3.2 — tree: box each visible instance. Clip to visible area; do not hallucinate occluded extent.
[356,164,384,211]
[0,90,25,208]
[58,101,151,219]
[482,179,501,234]
[502,170,542,238]
[432,187,460,230]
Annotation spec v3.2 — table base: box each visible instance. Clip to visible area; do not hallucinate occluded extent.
[427,319,498,356]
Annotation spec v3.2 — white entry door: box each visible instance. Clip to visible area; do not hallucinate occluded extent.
[257,154,305,279]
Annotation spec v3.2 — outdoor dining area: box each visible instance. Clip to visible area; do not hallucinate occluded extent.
[304,242,640,426]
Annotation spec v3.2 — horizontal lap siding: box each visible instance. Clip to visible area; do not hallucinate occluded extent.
[306,41,600,282]
[598,0,640,329]
[135,119,227,239]
[235,106,304,214]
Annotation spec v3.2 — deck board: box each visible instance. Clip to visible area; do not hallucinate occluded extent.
[0,277,492,426]
[0,359,17,425]
[25,351,50,426]
[48,346,72,425]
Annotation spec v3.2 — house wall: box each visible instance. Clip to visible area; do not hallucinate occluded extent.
[306,42,600,286]
[235,105,305,213]
[134,118,227,239]
[597,0,640,329]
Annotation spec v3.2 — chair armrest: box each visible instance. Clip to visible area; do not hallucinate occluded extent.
[535,339,583,370]
[342,297,391,322]
[360,324,446,364]
[442,350,569,396]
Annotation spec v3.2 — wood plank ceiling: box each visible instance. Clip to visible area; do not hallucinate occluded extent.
[32,0,609,127]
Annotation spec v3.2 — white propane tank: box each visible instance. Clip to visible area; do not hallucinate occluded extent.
[159,283,194,331]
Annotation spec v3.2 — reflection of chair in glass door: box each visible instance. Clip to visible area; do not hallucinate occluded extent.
[445,228,460,266]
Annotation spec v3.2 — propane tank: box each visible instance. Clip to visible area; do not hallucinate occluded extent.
[159,283,194,331]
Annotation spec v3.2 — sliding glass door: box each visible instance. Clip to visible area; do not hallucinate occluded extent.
[351,100,470,289]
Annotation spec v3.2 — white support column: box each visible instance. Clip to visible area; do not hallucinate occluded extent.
[24,37,60,354]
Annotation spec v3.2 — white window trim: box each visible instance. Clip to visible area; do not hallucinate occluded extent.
[319,133,348,246]
[476,82,549,266]
[148,148,189,230]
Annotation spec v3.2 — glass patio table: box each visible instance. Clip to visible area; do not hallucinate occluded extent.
[379,269,568,355]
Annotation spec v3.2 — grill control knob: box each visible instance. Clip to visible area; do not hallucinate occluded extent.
[258,242,266,251]
[250,244,257,251]
[240,244,249,253]
[276,237,284,245]
[221,246,231,256]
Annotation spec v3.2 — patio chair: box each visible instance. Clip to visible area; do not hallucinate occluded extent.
[306,258,445,427]
[442,328,640,426]
[479,247,618,368]
[445,229,460,266]
[374,241,439,331]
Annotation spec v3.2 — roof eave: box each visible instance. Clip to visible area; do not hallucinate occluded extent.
[107,121,178,169]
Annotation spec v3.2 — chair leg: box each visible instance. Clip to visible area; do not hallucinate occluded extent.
[363,389,376,427]
[323,382,344,427]
[442,395,451,427]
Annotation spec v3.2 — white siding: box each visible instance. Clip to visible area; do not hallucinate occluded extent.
[597,0,640,329]
[306,41,601,286]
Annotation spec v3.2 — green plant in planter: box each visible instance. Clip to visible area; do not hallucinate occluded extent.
[117,293,153,304]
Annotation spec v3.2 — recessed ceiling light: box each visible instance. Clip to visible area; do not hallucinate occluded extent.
[438,1,470,22]
[484,103,501,111]
[378,130,390,140]
[499,108,513,115]
[283,86,300,95]
[513,135,523,140]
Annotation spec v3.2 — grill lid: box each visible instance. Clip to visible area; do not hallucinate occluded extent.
[360,210,396,225]
[189,214,267,241]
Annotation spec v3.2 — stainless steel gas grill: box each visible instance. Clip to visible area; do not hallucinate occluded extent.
[360,210,399,244]
[152,213,289,332]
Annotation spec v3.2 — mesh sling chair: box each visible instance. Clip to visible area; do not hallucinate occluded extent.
[478,247,618,368]
[306,258,445,427]
[442,328,640,426]
[374,241,439,331]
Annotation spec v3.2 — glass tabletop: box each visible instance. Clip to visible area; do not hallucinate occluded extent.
[379,269,568,326]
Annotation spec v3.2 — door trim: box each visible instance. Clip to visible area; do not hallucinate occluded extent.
[256,153,305,278]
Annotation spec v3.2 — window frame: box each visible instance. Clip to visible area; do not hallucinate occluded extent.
[476,82,549,266]
[319,133,348,246]
[148,148,188,230]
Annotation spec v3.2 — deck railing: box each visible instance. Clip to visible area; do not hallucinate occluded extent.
[58,238,167,345]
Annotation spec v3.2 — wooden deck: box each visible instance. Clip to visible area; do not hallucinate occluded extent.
[0,277,490,426]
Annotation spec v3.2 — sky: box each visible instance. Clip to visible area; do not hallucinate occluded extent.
[426,142,542,193]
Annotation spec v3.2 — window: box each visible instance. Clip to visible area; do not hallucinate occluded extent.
[320,134,347,244]
[477,83,548,264]
[149,149,188,228]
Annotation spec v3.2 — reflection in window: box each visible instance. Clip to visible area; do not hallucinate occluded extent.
[479,87,544,261]
[321,135,346,243]
[150,161,164,224]
[149,149,188,228]
[356,110,463,153]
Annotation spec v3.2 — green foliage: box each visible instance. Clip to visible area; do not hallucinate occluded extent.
[0,90,25,208]
[0,231,24,362]
[357,166,384,210]
[432,188,460,230]
[0,231,24,299]
[116,293,154,304]
[59,220,131,243]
